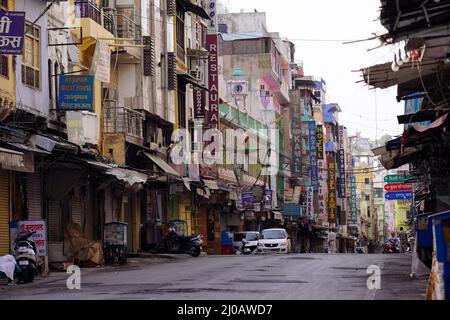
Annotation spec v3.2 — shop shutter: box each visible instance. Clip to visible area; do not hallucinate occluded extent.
[71,192,82,227]
[105,187,113,223]
[27,171,42,220]
[48,200,61,242]
[0,170,10,255]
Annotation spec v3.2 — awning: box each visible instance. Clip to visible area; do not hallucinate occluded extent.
[397,110,441,125]
[0,147,24,168]
[106,167,148,186]
[176,0,210,20]
[86,160,148,186]
[177,72,209,92]
[5,142,51,155]
[203,179,219,190]
[410,113,448,133]
[144,152,182,178]
[182,177,191,191]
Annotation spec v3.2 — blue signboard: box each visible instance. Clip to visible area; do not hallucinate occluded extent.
[283,203,302,216]
[58,75,94,111]
[242,192,254,209]
[385,191,413,200]
[0,11,25,54]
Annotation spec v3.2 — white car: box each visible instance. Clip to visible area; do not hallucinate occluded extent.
[233,231,260,254]
[257,228,291,254]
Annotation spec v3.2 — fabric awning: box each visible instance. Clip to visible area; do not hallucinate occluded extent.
[203,179,219,190]
[410,113,448,133]
[0,147,24,168]
[176,0,210,20]
[144,152,182,178]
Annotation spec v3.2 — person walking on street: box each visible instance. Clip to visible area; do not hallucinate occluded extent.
[327,228,337,254]
[398,227,407,253]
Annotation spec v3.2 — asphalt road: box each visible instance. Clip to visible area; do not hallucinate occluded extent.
[0,253,427,300]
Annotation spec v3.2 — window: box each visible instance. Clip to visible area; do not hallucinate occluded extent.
[176,6,185,60]
[367,206,371,218]
[177,86,186,128]
[47,59,53,100]
[0,55,8,78]
[0,0,8,10]
[365,195,370,201]
[22,21,41,89]
[364,178,370,185]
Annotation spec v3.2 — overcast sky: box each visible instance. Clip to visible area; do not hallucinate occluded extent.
[225,0,404,141]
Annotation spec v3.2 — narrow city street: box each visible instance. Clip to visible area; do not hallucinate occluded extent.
[0,254,427,300]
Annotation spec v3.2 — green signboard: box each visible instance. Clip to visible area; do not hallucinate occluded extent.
[384,174,413,183]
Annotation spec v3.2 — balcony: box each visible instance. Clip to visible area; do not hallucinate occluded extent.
[75,0,115,50]
[105,9,143,63]
[103,100,144,146]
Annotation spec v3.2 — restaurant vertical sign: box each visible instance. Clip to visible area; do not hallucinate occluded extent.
[0,11,25,54]
[327,153,336,224]
[308,121,318,190]
[207,0,219,127]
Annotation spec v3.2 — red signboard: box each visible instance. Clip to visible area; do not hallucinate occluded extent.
[207,34,219,127]
[384,183,413,192]
[327,153,336,224]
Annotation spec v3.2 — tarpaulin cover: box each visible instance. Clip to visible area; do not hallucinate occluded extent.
[0,254,17,280]
[64,223,103,266]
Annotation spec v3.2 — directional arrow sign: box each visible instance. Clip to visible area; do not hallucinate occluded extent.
[385,191,413,200]
[384,174,413,183]
[384,183,413,192]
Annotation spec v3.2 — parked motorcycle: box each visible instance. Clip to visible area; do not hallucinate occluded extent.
[156,227,203,257]
[13,231,37,283]
[383,239,399,254]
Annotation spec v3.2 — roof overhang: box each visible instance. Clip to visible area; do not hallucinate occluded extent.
[176,0,210,20]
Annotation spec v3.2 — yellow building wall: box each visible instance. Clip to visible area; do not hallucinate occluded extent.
[0,0,16,120]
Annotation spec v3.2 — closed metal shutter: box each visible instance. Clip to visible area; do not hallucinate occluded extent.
[71,191,82,227]
[48,200,61,242]
[105,187,113,223]
[0,170,10,255]
[27,171,42,220]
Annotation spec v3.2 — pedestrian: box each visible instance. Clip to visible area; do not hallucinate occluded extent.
[327,228,337,254]
[398,227,407,253]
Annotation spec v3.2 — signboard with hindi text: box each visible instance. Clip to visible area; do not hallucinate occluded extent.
[0,11,25,54]
[58,75,94,111]
[18,220,47,256]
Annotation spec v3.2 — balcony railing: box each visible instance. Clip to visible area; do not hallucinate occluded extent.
[103,100,144,145]
[75,0,116,35]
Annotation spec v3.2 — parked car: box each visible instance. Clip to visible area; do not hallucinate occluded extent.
[233,231,260,254]
[257,228,291,254]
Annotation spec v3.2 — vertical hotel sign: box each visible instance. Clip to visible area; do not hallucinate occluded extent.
[337,125,346,198]
[308,121,318,190]
[327,153,336,224]
[207,0,219,127]
[316,125,324,160]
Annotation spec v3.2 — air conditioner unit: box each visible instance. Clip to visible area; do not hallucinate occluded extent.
[189,70,203,81]
[231,81,248,95]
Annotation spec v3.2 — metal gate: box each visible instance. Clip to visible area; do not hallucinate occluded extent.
[0,170,10,255]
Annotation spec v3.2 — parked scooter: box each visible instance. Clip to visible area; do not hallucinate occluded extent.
[13,231,37,283]
[383,238,399,254]
[156,227,203,257]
